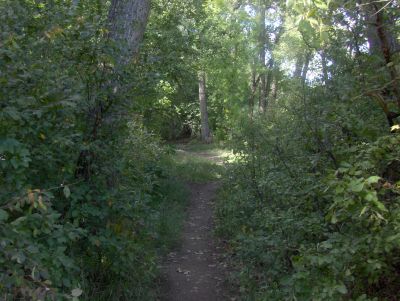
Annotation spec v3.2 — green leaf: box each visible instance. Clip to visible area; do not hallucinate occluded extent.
[331,212,338,224]
[71,288,83,297]
[0,209,9,222]
[337,283,348,294]
[299,19,314,35]
[349,179,364,192]
[360,206,368,216]
[27,245,39,254]
[320,30,329,42]
[366,176,380,185]
[286,0,295,8]
[314,0,328,10]
[365,191,378,202]
[372,199,388,212]
[63,186,71,198]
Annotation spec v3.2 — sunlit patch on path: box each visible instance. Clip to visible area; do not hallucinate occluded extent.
[159,146,233,301]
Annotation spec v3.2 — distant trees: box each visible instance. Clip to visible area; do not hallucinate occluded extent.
[215,1,400,300]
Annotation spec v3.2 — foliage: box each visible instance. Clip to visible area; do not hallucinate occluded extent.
[217,112,400,301]
[213,0,400,298]
[214,2,400,296]
[2,0,400,300]
[0,1,187,300]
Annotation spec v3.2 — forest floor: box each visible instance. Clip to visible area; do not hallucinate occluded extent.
[159,143,233,301]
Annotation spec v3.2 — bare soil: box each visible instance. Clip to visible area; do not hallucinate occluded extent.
[159,180,231,301]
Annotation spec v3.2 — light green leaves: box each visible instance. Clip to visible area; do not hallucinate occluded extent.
[286,0,330,11]
[0,209,9,222]
[287,0,332,48]
[319,29,329,42]
[349,178,364,192]
[71,288,83,300]
[299,19,314,35]
[63,185,71,198]
[366,176,380,185]
[336,283,348,294]
[71,288,83,297]
[313,0,329,10]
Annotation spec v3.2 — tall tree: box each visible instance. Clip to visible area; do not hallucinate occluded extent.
[258,0,267,113]
[198,71,212,142]
[75,0,151,180]
[264,16,284,107]
[362,0,400,127]
[108,0,151,64]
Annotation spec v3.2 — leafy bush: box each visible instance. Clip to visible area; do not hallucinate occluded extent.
[216,84,400,300]
[0,1,187,300]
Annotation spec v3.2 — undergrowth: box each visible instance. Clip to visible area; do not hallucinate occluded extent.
[216,93,400,300]
[0,2,188,299]
[166,142,229,182]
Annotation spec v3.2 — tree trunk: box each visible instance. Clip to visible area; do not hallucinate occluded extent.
[271,77,278,102]
[362,0,400,127]
[75,0,151,180]
[294,55,304,78]
[265,58,274,96]
[362,1,399,57]
[373,6,400,109]
[198,71,212,143]
[301,52,311,84]
[320,50,328,84]
[249,70,257,118]
[108,0,151,64]
[265,22,284,105]
[258,0,267,113]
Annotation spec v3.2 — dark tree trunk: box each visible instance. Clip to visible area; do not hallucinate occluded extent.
[75,0,151,180]
[249,70,257,118]
[301,52,311,84]
[294,55,304,78]
[199,71,212,143]
[265,22,284,104]
[320,50,328,84]
[258,1,267,113]
[362,1,400,127]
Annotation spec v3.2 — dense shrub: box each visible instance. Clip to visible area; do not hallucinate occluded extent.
[0,1,186,300]
[216,82,400,300]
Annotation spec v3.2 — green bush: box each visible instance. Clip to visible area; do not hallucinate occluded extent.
[0,1,187,300]
[216,86,400,300]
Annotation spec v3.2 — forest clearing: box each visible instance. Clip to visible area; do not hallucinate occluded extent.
[1,0,400,300]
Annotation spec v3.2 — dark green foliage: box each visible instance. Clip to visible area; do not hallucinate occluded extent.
[0,1,187,300]
[2,0,400,300]
[216,85,400,300]
[212,2,400,298]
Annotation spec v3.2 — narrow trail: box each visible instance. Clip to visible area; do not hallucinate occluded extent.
[159,148,230,301]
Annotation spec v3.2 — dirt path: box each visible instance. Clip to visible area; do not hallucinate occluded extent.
[159,177,230,301]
